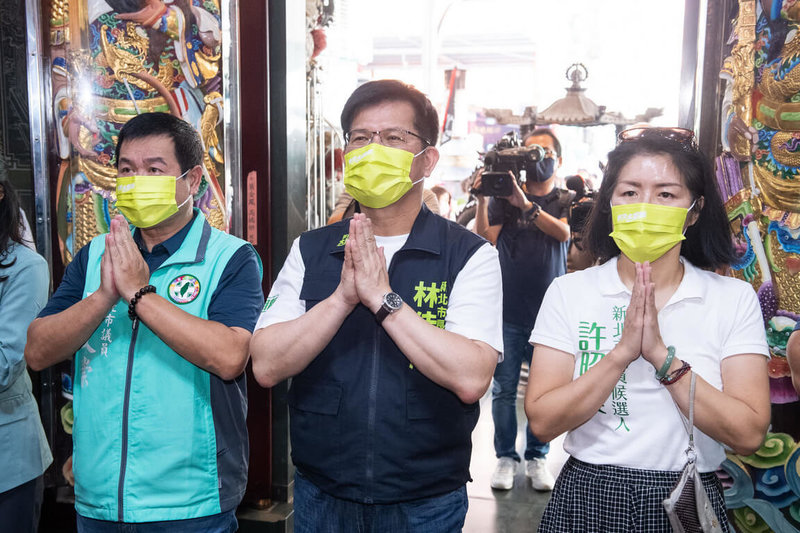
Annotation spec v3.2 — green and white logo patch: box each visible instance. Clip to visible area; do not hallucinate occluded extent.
[168,274,201,304]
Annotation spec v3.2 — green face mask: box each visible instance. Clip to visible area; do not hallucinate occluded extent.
[343,143,426,209]
[115,170,191,228]
[609,202,692,263]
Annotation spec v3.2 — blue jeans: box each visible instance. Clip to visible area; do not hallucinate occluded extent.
[76,510,237,532]
[492,321,550,462]
[293,471,468,533]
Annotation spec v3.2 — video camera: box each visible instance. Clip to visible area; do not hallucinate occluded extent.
[470,131,546,197]
[564,175,596,233]
[565,175,595,204]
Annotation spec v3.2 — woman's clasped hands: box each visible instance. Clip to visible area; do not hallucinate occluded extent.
[615,261,671,370]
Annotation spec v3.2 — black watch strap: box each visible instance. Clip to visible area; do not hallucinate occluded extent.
[375,305,391,324]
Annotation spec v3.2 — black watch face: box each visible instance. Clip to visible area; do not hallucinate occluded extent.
[385,292,403,310]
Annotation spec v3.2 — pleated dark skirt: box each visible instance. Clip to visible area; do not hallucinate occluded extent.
[538,457,730,533]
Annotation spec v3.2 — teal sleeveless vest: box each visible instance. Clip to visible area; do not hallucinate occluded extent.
[73,215,254,522]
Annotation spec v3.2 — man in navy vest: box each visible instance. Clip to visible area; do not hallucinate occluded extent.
[26,113,263,532]
[251,80,503,532]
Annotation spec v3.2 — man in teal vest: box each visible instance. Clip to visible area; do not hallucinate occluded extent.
[26,113,263,532]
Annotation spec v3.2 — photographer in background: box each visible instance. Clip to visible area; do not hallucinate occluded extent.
[565,174,590,203]
[565,174,596,272]
[473,128,570,492]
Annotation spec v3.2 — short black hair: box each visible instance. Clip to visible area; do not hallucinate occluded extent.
[114,112,203,173]
[525,128,562,158]
[584,134,736,270]
[0,179,22,280]
[341,80,440,146]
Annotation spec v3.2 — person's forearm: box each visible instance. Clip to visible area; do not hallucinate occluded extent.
[525,348,631,442]
[473,198,494,242]
[531,209,570,242]
[1,269,43,389]
[665,361,769,455]
[380,305,498,404]
[26,291,116,370]
[251,292,355,387]
[132,293,251,380]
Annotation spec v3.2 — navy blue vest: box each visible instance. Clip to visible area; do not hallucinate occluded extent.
[290,206,487,503]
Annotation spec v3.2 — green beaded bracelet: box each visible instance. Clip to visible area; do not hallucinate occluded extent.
[655,345,676,380]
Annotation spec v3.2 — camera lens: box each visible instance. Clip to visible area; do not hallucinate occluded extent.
[525,144,545,162]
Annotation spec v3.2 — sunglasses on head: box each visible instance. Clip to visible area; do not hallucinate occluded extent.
[617,127,696,149]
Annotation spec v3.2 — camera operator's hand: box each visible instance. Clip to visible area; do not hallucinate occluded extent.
[502,172,533,211]
[471,168,487,201]
[472,169,502,244]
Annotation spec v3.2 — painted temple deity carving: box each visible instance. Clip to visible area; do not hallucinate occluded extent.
[49,0,228,264]
[718,1,800,530]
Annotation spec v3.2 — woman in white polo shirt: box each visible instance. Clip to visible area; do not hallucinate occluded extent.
[525,128,770,532]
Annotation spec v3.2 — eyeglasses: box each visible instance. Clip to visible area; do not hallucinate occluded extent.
[618,127,696,148]
[345,128,430,149]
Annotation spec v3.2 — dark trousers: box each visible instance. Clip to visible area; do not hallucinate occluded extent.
[0,475,44,533]
[293,471,468,533]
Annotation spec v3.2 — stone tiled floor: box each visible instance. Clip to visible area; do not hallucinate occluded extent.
[463,379,568,533]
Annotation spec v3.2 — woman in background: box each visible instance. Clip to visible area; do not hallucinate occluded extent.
[0,179,52,532]
[525,129,770,532]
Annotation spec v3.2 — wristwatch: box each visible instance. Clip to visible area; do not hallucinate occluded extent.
[375,292,403,324]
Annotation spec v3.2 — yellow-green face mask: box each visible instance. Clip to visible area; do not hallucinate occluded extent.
[609,202,692,263]
[115,170,191,228]
[343,143,426,209]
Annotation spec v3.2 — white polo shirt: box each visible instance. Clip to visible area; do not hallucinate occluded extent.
[531,256,768,472]
[257,235,504,358]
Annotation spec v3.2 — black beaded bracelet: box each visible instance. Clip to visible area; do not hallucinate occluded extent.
[525,202,541,222]
[128,284,157,321]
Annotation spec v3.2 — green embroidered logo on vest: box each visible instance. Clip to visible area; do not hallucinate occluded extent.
[337,234,349,247]
[168,274,201,304]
